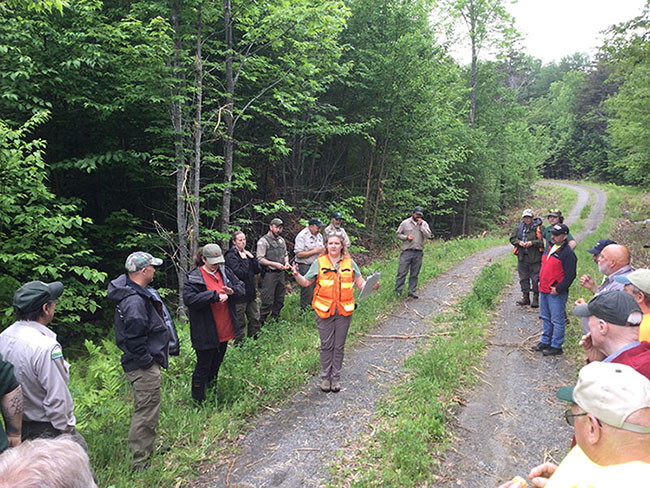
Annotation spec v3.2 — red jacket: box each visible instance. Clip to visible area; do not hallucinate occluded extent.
[539,241,577,294]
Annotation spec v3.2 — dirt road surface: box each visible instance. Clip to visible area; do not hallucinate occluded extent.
[191,182,606,488]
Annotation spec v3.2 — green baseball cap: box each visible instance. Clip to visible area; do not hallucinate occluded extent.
[331,211,343,219]
[270,218,283,226]
[125,252,163,273]
[13,280,64,315]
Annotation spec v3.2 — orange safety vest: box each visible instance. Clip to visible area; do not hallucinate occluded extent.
[312,255,356,319]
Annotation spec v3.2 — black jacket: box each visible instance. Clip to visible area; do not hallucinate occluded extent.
[183,266,245,350]
[224,246,261,302]
[107,275,171,373]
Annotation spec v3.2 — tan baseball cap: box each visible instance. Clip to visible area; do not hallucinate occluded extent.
[557,362,650,433]
[202,244,225,264]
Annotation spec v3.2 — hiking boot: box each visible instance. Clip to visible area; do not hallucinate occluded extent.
[516,292,530,306]
[408,292,419,299]
[330,380,341,392]
[543,347,563,356]
[530,292,539,308]
[533,342,550,352]
[320,378,331,392]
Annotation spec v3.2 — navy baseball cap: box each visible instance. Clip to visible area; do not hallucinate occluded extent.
[587,239,617,255]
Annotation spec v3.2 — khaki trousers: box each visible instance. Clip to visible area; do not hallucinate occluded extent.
[125,363,161,466]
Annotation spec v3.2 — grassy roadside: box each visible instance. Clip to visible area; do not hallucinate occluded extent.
[564,182,650,362]
[66,180,584,487]
[328,258,514,487]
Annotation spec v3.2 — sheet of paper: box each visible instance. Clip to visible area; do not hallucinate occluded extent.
[358,272,380,300]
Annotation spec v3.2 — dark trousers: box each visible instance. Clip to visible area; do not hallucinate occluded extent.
[517,254,541,293]
[260,270,286,323]
[298,262,316,310]
[192,342,228,403]
[395,249,423,294]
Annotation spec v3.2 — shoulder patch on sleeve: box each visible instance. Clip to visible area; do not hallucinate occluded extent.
[51,345,63,360]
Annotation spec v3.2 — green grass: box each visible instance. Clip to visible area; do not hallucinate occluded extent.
[328,258,514,487]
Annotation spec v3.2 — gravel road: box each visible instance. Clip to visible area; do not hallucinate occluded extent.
[191,182,606,488]
[437,182,606,486]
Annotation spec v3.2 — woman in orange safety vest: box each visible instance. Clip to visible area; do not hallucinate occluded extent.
[293,232,379,393]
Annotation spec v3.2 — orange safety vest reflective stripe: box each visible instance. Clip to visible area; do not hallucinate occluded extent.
[312,255,356,319]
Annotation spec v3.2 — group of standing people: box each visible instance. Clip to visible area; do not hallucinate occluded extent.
[0,206,431,474]
[511,208,578,355]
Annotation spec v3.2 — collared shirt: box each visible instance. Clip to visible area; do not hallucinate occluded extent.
[294,227,324,265]
[604,340,641,363]
[0,321,75,431]
[396,217,432,251]
[324,223,351,249]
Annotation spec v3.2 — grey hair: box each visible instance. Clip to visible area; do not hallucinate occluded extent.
[629,284,650,307]
[0,435,96,488]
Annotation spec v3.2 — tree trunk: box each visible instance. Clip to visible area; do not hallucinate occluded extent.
[220,0,235,236]
[469,0,477,129]
[192,1,204,258]
[170,0,189,310]
[362,144,375,227]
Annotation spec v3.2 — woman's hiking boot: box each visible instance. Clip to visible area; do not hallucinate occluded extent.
[531,292,539,308]
[516,292,530,306]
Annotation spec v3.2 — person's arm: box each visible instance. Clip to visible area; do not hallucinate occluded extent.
[420,220,432,239]
[568,239,577,249]
[183,275,218,308]
[256,238,284,269]
[119,297,156,369]
[0,384,22,447]
[291,263,314,288]
[509,226,521,247]
[225,267,246,299]
[396,220,410,241]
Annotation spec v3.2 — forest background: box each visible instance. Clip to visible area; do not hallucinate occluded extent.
[1,0,649,348]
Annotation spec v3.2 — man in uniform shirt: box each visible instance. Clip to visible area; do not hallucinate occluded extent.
[257,218,290,324]
[0,281,86,449]
[294,218,325,310]
[324,212,351,249]
[395,206,432,299]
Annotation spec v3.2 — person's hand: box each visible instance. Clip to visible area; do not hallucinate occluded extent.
[519,240,526,247]
[498,476,528,488]
[222,286,234,295]
[291,263,300,276]
[550,286,558,296]
[315,246,325,254]
[218,293,229,303]
[575,297,586,306]
[6,435,20,448]
[407,235,414,240]
[372,281,380,290]
[579,332,606,362]
[580,274,596,292]
[283,263,292,271]
[528,462,558,487]
[244,250,254,259]
[274,262,285,270]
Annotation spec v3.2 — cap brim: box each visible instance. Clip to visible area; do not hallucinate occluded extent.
[573,303,591,317]
[205,256,225,264]
[151,257,163,266]
[48,281,64,300]
[614,275,632,285]
[587,248,599,254]
[556,385,575,402]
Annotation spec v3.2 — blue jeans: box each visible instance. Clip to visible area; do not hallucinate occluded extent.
[539,291,568,349]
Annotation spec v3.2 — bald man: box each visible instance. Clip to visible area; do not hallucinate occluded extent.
[577,244,632,334]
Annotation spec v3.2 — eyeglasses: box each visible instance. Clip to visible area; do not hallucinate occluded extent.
[564,408,588,427]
